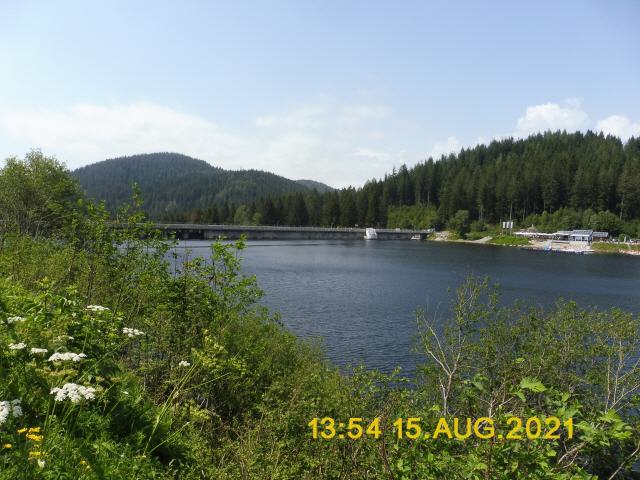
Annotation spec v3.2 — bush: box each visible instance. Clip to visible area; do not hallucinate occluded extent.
[3,158,640,477]
[447,210,471,235]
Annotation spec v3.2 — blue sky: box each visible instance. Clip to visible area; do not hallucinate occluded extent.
[1,0,639,187]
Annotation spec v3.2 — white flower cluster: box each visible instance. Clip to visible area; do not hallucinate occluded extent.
[8,342,26,350]
[122,327,145,338]
[6,316,25,324]
[50,383,96,403]
[48,352,87,362]
[178,360,191,367]
[30,348,48,354]
[0,399,22,424]
[86,305,109,312]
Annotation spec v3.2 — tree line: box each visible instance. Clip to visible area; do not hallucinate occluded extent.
[170,131,640,237]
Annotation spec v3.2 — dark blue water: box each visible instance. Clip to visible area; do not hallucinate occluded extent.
[177,240,640,375]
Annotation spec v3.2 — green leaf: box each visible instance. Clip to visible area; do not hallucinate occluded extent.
[520,377,546,392]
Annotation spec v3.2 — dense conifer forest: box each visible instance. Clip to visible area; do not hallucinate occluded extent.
[73,153,333,218]
[186,131,638,238]
[73,133,640,238]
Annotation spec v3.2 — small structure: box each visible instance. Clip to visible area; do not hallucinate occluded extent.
[516,228,610,245]
[364,228,378,240]
[553,230,573,241]
[569,230,593,243]
[592,231,609,242]
[552,230,609,244]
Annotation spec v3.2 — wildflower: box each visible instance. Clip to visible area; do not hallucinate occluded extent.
[56,335,74,341]
[122,327,145,338]
[2,444,11,449]
[50,383,96,403]
[17,427,27,434]
[29,450,42,457]
[47,352,87,362]
[26,433,43,442]
[30,348,48,355]
[28,427,41,433]
[86,305,109,312]
[8,342,27,350]
[178,360,191,367]
[6,316,25,324]
[37,459,45,468]
[0,400,23,425]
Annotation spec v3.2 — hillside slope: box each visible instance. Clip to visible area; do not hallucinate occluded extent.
[73,153,332,218]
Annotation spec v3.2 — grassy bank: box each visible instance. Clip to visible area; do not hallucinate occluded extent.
[2,153,640,478]
[592,242,640,253]
[487,234,531,246]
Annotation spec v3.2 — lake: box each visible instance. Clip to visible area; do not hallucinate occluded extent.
[176,240,640,376]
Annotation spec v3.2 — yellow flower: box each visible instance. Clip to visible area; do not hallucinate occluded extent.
[2,444,12,449]
[28,427,41,433]
[29,451,42,457]
[26,434,43,442]
[17,428,27,434]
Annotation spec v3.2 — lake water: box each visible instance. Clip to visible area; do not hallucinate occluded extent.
[177,240,640,376]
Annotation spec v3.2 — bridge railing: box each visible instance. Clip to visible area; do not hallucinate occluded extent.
[150,223,434,234]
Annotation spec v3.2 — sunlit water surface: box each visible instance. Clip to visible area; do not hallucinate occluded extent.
[174,240,640,375]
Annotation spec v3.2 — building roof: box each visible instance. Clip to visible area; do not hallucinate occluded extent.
[570,230,593,236]
[593,231,609,238]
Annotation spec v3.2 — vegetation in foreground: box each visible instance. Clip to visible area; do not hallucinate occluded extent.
[2,151,640,478]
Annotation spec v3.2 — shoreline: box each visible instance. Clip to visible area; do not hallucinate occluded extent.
[428,231,640,256]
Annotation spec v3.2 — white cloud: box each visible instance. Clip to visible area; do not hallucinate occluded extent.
[428,136,462,159]
[6,97,634,190]
[0,101,398,187]
[515,100,588,137]
[255,105,326,129]
[339,105,388,126]
[354,147,390,161]
[0,102,245,169]
[596,115,640,141]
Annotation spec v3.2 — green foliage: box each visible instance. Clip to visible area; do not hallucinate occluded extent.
[155,133,640,235]
[490,235,531,246]
[592,242,640,253]
[387,204,438,229]
[73,152,332,219]
[3,154,640,477]
[447,209,471,235]
[0,150,81,237]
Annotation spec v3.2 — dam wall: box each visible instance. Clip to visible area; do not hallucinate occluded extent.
[151,224,432,241]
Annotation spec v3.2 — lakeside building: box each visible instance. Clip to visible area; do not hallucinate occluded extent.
[515,229,609,244]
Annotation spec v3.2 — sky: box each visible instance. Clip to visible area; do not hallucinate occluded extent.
[0,0,639,187]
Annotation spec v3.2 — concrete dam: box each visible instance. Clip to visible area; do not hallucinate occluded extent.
[152,224,433,241]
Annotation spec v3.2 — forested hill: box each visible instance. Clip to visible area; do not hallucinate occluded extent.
[220,132,640,235]
[295,179,334,193]
[72,152,333,218]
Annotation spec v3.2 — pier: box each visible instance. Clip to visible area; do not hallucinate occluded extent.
[150,224,433,241]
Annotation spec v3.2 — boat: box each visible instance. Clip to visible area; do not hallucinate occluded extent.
[410,234,422,241]
[364,228,378,240]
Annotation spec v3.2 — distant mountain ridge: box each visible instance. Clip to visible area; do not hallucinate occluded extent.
[295,179,334,193]
[73,152,333,218]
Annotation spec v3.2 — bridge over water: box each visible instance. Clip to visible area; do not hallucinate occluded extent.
[152,224,433,241]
